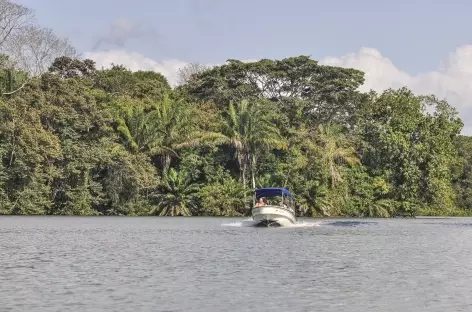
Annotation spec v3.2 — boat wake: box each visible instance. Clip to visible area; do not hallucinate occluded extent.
[221,218,258,227]
[221,219,321,228]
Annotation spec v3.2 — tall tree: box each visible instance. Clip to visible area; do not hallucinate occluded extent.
[0,0,34,48]
[219,99,287,188]
[48,56,96,79]
[3,26,78,76]
[94,65,170,101]
[357,88,462,213]
[176,62,210,86]
[185,56,365,127]
[112,94,222,174]
[316,124,360,187]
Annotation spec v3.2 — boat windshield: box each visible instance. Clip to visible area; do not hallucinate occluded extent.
[253,188,294,209]
[255,195,283,206]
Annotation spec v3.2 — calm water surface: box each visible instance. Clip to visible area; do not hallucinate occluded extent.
[2,216,472,311]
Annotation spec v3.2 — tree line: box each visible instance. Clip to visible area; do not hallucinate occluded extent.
[0,0,471,217]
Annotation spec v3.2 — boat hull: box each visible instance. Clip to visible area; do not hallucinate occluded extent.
[251,206,296,227]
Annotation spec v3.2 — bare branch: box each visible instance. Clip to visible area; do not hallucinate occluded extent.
[2,25,78,76]
[176,62,210,86]
[0,0,34,48]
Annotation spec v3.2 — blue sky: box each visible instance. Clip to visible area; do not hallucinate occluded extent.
[14,0,472,133]
[15,0,472,72]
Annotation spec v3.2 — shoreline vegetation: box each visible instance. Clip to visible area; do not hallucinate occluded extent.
[1,1,472,218]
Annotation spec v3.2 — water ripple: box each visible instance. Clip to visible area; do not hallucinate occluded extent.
[2,216,472,311]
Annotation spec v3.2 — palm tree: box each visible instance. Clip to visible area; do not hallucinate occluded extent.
[364,198,396,217]
[148,94,190,171]
[150,168,200,216]
[115,106,161,153]
[256,174,279,188]
[219,99,287,189]
[114,94,223,174]
[316,124,360,187]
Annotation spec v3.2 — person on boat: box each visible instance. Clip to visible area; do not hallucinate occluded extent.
[255,197,267,207]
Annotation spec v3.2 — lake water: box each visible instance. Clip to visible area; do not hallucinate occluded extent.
[1,216,472,311]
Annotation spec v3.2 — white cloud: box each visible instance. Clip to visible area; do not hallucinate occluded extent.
[84,47,472,135]
[320,45,472,135]
[321,48,413,92]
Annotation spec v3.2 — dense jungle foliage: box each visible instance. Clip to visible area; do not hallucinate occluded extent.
[0,53,471,218]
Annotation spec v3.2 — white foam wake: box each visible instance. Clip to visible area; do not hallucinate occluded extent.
[221,219,322,228]
[221,218,257,227]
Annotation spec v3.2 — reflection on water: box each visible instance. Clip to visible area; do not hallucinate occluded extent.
[2,216,472,311]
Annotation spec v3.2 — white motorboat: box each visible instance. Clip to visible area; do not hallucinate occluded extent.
[251,187,297,227]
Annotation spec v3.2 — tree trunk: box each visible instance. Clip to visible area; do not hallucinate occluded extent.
[242,160,246,188]
[162,154,171,176]
[7,68,12,93]
[251,154,256,190]
[238,153,245,186]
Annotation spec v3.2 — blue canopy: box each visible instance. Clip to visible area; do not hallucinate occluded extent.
[254,187,293,199]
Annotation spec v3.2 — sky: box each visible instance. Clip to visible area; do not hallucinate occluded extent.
[14,0,472,134]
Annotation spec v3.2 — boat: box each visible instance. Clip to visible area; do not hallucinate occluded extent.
[251,187,297,227]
